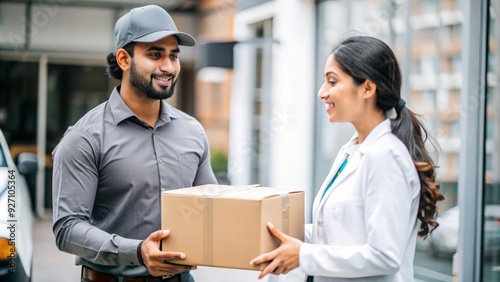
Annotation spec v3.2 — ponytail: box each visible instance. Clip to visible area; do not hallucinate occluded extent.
[391,107,445,237]
[105,42,136,81]
[106,52,122,80]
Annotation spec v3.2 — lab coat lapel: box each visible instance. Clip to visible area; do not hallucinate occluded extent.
[318,120,393,205]
[317,150,361,210]
[312,119,394,224]
[312,147,348,218]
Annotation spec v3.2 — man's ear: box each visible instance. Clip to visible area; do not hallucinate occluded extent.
[362,79,377,99]
[116,48,131,72]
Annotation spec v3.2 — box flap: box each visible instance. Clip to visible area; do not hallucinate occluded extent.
[162,184,304,200]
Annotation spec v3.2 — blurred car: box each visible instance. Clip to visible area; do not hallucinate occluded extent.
[0,129,37,282]
[428,205,500,258]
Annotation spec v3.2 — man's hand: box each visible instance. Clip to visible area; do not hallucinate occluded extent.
[141,230,196,277]
[250,222,303,279]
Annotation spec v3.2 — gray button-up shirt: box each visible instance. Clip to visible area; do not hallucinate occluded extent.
[52,86,217,278]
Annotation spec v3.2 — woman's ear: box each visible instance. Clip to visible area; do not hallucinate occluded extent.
[362,80,377,99]
[116,48,131,72]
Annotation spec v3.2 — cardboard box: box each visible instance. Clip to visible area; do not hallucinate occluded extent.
[161,184,304,270]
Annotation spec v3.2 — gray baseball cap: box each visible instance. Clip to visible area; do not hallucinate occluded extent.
[114,5,196,53]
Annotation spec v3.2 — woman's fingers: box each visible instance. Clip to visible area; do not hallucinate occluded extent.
[250,249,277,266]
[251,222,302,279]
[258,259,282,279]
[271,263,287,275]
[267,222,287,242]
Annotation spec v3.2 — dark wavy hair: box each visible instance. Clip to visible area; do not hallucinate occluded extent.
[106,42,136,80]
[332,36,445,237]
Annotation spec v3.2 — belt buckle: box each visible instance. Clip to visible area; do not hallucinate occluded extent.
[162,274,175,280]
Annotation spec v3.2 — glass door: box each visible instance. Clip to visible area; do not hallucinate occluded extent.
[483,1,500,281]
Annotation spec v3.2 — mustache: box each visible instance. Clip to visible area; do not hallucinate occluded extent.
[151,73,175,79]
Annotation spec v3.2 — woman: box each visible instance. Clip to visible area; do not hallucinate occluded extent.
[250,36,445,281]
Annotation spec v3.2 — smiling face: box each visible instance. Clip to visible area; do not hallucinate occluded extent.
[128,36,181,100]
[318,54,368,124]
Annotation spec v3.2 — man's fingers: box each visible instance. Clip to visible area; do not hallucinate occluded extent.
[147,229,170,242]
[162,261,197,271]
[148,259,195,277]
[153,229,170,241]
[163,251,187,260]
[160,262,193,273]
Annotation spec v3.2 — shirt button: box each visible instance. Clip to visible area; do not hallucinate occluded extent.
[159,160,162,163]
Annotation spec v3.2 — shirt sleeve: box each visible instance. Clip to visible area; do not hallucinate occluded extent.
[299,147,419,277]
[52,128,141,266]
[193,131,218,186]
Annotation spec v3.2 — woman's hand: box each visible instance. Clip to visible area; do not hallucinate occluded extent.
[250,222,303,279]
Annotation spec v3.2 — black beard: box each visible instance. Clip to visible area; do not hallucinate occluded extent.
[129,61,177,100]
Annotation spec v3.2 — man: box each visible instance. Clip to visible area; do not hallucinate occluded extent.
[52,5,217,282]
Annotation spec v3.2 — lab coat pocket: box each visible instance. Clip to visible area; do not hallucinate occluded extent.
[330,198,363,219]
[328,198,366,244]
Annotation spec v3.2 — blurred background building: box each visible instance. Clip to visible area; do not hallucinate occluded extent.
[0,0,498,281]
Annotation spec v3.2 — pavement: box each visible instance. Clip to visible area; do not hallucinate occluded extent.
[32,216,304,282]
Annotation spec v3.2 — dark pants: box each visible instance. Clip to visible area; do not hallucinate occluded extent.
[81,266,181,282]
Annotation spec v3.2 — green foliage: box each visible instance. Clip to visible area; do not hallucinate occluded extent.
[211,151,228,173]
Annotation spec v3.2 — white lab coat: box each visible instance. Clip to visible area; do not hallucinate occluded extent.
[299,119,421,282]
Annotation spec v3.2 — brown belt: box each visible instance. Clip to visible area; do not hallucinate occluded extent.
[82,266,180,282]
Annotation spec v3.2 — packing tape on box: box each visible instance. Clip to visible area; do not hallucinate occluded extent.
[202,185,261,264]
[281,193,290,235]
[203,196,214,265]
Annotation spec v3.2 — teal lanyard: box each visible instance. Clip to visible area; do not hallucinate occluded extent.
[321,157,348,199]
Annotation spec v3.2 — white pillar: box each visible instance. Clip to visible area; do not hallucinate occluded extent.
[269,0,315,221]
[36,55,48,218]
[228,43,255,185]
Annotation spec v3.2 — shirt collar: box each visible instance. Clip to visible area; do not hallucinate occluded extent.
[356,118,392,154]
[160,100,180,121]
[109,86,180,125]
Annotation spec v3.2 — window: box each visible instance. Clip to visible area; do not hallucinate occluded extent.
[421,0,440,14]
[451,54,462,74]
[421,55,438,74]
[450,120,460,138]
[422,90,437,110]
